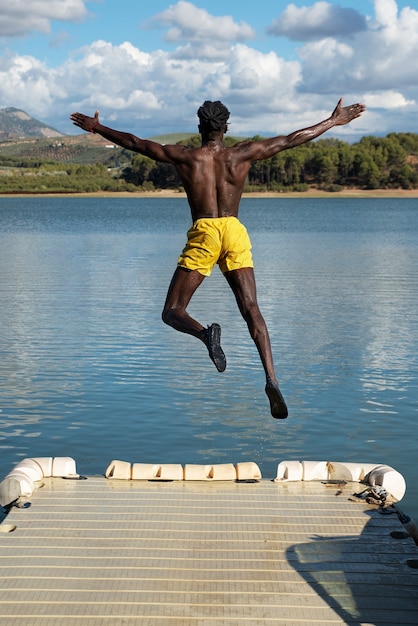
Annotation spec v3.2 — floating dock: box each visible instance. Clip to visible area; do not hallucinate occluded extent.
[0,459,417,625]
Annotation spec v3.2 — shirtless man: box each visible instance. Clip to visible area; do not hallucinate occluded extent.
[71,98,365,419]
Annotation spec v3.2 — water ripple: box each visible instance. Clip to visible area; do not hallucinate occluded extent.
[1,197,418,520]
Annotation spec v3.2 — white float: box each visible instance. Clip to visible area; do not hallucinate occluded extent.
[0,457,78,507]
[183,463,236,481]
[365,464,407,502]
[0,457,406,507]
[105,460,132,480]
[104,460,262,482]
[235,461,262,481]
[275,460,406,501]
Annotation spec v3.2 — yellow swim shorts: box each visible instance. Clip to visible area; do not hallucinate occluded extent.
[177,216,254,277]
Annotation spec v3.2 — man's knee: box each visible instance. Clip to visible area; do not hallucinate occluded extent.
[242,301,262,323]
[243,303,268,336]
[162,308,172,326]
[162,306,183,327]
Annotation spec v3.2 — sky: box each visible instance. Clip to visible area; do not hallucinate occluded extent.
[0,0,417,140]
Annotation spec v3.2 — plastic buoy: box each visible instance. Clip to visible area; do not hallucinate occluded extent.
[105,460,132,480]
[0,457,78,507]
[183,464,236,481]
[235,462,262,481]
[365,465,406,502]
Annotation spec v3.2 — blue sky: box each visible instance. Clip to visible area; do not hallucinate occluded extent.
[0,1,417,139]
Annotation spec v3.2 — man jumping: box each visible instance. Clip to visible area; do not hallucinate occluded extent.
[71,97,365,419]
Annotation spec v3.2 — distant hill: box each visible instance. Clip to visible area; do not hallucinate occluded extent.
[0,107,64,141]
[0,108,244,166]
[150,132,196,144]
[0,108,197,144]
[0,129,200,167]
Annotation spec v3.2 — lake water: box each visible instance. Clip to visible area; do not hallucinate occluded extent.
[1,196,418,520]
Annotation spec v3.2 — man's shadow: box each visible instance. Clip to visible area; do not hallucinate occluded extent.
[286,508,418,625]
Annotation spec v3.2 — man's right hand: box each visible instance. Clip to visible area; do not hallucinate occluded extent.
[70,110,100,133]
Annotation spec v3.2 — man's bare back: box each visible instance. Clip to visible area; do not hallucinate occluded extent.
[172,143,250,219]
[70,98,365,418]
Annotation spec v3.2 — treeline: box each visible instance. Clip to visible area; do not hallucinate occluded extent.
[1,132,418,193]
[123,132,418,192]
[0,161,137,194]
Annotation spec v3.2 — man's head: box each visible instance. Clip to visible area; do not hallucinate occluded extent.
[197,101,230,137]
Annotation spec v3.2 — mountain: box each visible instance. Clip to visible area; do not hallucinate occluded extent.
[0,107,64,141]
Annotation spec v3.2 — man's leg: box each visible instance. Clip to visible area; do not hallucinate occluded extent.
[162,267,226,372]
[224,267,288,418]
[224,267,275,378]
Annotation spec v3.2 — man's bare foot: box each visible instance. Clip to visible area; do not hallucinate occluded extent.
[203,323,226,372]
[265,377,288,419]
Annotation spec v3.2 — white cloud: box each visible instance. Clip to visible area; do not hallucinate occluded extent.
[294,0,418,134]
[63,40,304,136]
[0,53,55,116]
[364,91,415,110]
[146,1,255,59]
[153,1,255,41]
[267,1,367,41]
[0,0,90,37]
[0,37,311,137]
[373,0,398,27]
[0,1,416,138]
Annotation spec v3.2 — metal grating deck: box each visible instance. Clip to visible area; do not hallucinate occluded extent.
[0,476,417,625]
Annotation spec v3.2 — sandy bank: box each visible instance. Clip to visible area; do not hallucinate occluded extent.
[3,188,418,199]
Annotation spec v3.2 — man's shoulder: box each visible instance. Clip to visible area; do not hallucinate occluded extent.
[161,142,196,162]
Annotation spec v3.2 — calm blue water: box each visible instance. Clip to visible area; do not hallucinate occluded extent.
[1,197,418,519]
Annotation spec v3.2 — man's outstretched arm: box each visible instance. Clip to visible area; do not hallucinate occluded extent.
[283,98,365,148]
[238,98,366,162]
[70,110,182,163]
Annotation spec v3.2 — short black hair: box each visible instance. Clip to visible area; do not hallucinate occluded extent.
[197,100,230,132]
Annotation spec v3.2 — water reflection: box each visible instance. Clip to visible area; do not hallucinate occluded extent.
[1,198,418,520]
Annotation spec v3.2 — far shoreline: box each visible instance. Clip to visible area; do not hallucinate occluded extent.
[2,188,418,199]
